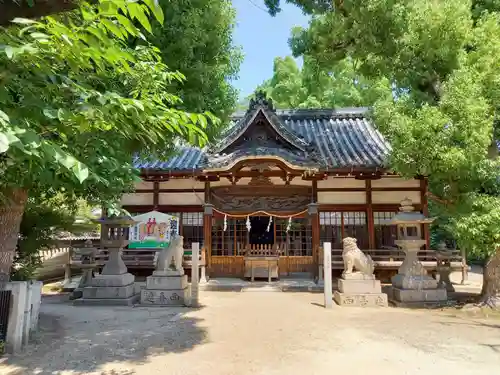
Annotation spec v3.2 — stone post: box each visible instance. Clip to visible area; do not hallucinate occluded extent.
[191,242,200,307]
[323,242,333,309]
[200,247,208,283]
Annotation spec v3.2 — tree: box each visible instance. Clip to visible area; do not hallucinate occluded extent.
[11,195,76,281]
[268,0,500,307]
[254,55,391,109]
[133,0,242,140]
[0,0,215,286]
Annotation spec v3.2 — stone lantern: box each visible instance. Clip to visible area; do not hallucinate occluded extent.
[69,239,97,300]
[386,198,447,306]
[75,216,141,306]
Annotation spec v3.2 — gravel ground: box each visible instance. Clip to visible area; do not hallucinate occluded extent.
[2,284,500,375]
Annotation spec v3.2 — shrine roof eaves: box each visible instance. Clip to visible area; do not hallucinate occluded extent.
[134,107,391,173]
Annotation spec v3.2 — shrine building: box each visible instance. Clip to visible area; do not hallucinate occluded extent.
[119,93,432,280]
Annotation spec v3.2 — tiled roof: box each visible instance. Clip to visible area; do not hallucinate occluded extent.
[134,105,391,171]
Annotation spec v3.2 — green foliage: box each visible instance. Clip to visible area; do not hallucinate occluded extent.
[253,55,391,109]
[273,0,500,259]
[0,0,215,209]
[11,195,76,281]
[132,0,243,140]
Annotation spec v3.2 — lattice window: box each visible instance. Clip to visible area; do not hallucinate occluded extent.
[343,212,368,249]
[320,211,368,249]
[181,212,203,249]
[320,212,342,249]
[211,217,248,256]
[374,211,397,249]
[234,218,248,255]
[275,217,312,256]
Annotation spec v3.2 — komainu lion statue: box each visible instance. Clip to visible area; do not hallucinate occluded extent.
[156,235,184,272]
[342,237,375,276]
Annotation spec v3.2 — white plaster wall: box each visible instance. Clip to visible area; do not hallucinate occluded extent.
[371,177,421,189]
[159,178,205,190]
[158,192,204,205]
[134,180,154,190]
[317,177,365,189]
[120,193,153,206]
[318,191,366,204]
[372,190,421,204]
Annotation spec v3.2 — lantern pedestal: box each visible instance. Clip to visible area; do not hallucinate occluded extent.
[385,200,448,307]
[75,218,141,306]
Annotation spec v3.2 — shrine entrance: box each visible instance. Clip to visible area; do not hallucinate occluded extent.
[249,216,274,246]
[209,213,314,278]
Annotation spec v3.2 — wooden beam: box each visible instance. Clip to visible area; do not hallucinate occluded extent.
[204,181,211,203]
[319,203,424,212]
[203,205,213,276]
[140,167,396,180]
[317,187,422,192]
[310,210,320,279]
[122,205,204,213]
[421,178,430,249]
[366,180,375,249]
[153,181,159,210]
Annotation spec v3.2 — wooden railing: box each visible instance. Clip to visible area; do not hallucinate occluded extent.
[240,244,283,257]
[319,247,465,271]
[70,247,207,269]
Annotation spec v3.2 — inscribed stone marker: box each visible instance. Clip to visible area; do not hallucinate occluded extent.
[323,242,333,309]
[191,242,200,307]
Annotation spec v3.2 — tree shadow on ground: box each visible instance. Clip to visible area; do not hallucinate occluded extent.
[437,315,500,330]
[3,295,208,375]
[480,343,500,352]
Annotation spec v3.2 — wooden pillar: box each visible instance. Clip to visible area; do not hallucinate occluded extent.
[366,180,375,250]
[308,202,320,279]
[420,178,430,249]
[153,181,159,210]
[203,203,214,276]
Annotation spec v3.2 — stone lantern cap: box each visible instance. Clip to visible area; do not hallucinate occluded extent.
[384,198,435,225]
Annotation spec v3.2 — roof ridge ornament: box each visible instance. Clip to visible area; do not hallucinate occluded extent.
[249,90,275,112]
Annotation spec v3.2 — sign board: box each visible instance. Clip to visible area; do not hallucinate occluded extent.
[128,211,179,249]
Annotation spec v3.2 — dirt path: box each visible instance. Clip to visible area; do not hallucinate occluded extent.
[2,291,499,375]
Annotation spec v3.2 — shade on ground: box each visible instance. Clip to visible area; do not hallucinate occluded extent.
[2,290,499,375]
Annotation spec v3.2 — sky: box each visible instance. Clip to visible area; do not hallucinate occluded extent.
[232,0,310,99]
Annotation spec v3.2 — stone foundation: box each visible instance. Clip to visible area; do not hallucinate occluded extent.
[391,274,438,290]
[334,273,388,307]
[390,275,448,307]
[140,270,191,306]
[74,273,140,306]
[334,291,388,307]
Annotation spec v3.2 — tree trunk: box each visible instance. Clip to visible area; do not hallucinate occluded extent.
[0,188,28,289]
[480,248,500,309]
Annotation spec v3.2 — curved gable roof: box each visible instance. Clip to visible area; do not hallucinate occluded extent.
[134,100,391,172]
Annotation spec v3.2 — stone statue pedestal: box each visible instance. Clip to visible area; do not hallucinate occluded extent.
[389,243,448,307]
[75,272,141,306]
[140,269,191,306]
[334,273,388,307]
[390,274,447,307]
